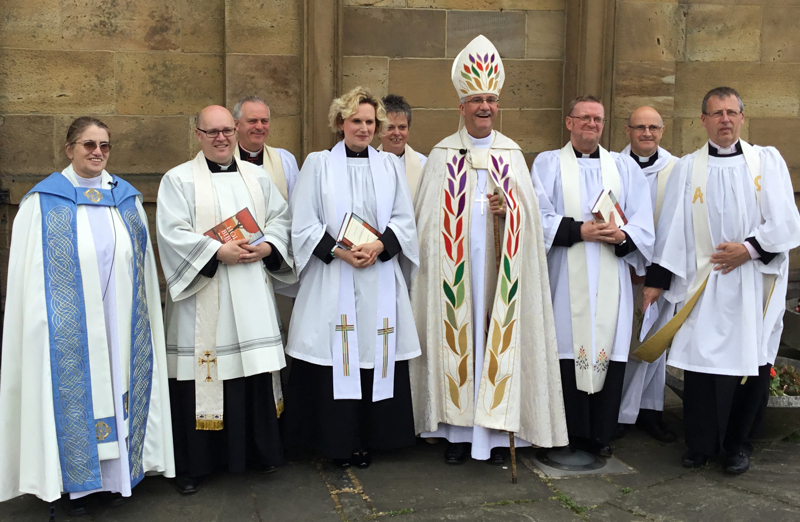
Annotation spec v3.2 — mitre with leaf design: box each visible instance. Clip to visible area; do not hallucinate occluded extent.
[451,35,505,99]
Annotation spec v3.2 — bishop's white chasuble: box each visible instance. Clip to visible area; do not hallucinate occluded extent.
[410,128,568,449]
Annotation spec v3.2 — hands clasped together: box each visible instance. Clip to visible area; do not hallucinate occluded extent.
[216,239,273,265]
[337,240,385,268]
[580,213,626,245]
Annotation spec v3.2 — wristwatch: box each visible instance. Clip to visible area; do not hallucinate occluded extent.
[330,245,340,259]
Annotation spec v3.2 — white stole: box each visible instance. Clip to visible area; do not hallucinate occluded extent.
[559,143,620,394]
[234,144,288,201]
[191,152,266,430]
[377,143,423,200]
[328,142,397,401]
[653,157,675,226]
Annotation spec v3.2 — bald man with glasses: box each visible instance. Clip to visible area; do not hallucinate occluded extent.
[615,106,678,444]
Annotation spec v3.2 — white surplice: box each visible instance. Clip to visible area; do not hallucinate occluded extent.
[617,146,677,424]
[286,151,420,371]
[656,142,800,376]
[532,149,655,365]
[157,158,296,382]
[0,168,174,503]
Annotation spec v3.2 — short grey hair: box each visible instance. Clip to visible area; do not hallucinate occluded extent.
[382,94,413,127]
[233,95,269,120]
[702,87,744,115]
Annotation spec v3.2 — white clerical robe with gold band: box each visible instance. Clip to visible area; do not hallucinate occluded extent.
[156,153,296,429]
[410,127,568,453]
[654,142,800,376]
[531,148,655,376]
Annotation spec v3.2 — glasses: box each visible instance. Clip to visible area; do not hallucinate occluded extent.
[73,140,112,153]
[466,96,499,106]
[627,125,663,133]
[704,110,742,119]
[197,127,236,138]
[569,115,606,125]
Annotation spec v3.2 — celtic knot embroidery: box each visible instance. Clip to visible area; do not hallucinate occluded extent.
[123,207,154,481]
[46,205,97,486]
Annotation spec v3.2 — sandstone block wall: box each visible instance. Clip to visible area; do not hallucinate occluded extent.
[341,0,566,164]
[0,0,303,306]
[611,0,800,277]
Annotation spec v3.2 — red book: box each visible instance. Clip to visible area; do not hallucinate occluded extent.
[336,212,381,249]
[204,208,266,245]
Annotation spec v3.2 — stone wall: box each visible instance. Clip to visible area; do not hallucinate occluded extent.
[341,0,567,164]
[0,0,303,307]
[611,0,800,278]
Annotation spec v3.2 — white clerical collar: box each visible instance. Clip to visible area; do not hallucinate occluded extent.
[240,145,261,158]
[709,140,739,155]
[634,151,656,163]
[468,131,494,149]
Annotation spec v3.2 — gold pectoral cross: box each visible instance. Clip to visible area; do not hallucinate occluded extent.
[198,350,217,382]
[377,317,395,378]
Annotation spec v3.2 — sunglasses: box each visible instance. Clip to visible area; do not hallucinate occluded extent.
[73,140,112,153]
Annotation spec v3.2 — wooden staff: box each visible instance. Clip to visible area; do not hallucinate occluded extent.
[493,187,517,484]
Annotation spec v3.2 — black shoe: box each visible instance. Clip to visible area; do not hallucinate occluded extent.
[596,445,613,458]
[614,423,628,440]
[637,421,677,443]
[488,447,506,465]
[724,452,750,475]
[174,475,203,495]
[352,451,372,469]
[61,496,89,517]
[681,450,708,468]
[98,492,128,507]
[444,442,469,465]
[333,458,352,469]
[251,463,280,474]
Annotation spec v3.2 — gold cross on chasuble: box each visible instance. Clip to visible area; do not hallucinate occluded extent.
[377,318,395,378]
[335,314,355,376]
[198,350,217,382]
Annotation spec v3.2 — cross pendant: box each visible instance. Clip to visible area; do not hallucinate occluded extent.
[475,192,489,215]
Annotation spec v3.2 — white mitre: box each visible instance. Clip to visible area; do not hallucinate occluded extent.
[451,34,505,99]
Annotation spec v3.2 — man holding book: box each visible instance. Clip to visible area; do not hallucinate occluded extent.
[410,35,568,466]
[530,95,654,457]
[616,106,678,443]
[156,105,296,494]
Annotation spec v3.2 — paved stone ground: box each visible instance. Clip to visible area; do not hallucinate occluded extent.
[2,402,799,522]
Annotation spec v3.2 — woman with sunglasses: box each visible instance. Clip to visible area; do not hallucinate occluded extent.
[0,117,174,515]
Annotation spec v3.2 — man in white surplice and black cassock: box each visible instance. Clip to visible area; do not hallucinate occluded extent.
[411,35,568,466]
[378,93,427,200]
[232,95,301,344]
[157,106,296,493]
[616,106,678,443]
[531,95,655,457]
[641,87,800,474]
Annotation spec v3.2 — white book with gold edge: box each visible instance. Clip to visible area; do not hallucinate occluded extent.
[336,212,381,249]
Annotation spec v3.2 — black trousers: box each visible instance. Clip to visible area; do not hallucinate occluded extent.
[169,373,283,478]
[559,360,626,447]
[283,358,416,460]
[683,364,770,457]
